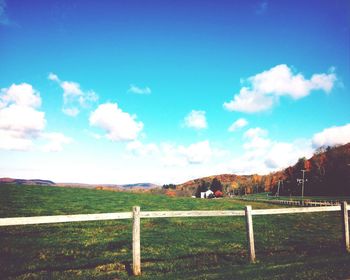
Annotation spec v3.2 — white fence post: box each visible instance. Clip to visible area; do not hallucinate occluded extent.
[341,202,350,252]
[132,206,141,276]
[245,205,256,263]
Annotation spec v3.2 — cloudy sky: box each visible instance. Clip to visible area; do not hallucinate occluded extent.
[1,0,349,184]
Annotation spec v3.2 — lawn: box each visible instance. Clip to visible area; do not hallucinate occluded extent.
[0,184,349,279]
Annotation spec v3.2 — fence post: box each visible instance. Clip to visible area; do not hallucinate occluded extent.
[245,205,256,263]
[341,202,350,252]
[132,206,141,275]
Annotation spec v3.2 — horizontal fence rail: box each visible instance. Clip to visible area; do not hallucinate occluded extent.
[252,205,341,215]
[0,202,349,276]
[140,210,245,218]
[0,212,132,226]
[234,197,342,207]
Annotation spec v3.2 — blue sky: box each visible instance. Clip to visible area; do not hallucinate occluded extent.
[1,0,349,184]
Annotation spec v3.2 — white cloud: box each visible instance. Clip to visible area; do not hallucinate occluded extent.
[184,110,208,130]
[128,84,151,95]
[41,132,73,152]
[227,127,313,175]
[61,81,82,99]
[89,103,144,142]
[48,72,60,82]
[263,140,312,169]
[312,123,350,148]
[0,83,72,152]
[179,140,212,164]
[0,84,46,151]
[224,65,337,113]
[0,105,46,137]
[228,118,248,132]
[0,83,41,108]
[160,140,213,166]
[48,73,99,116]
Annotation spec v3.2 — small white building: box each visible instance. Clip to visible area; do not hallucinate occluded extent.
[200,189,214,199]
[205,189,214,198]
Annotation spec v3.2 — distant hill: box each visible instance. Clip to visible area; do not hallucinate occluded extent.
[0,178,160,192]
[94,183,160,192]
[121,183,159,189]
[176,142,350,197]
[0,178,55,186]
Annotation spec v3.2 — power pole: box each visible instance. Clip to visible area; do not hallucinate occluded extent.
[301,170,306,200]
[276,180,280,197]
[277,179,283,197]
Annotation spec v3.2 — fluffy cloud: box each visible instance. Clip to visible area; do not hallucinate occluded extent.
[312,123,350,148]
[128,84,151,95]
[89,103,144,141]
[0,105,45,136]
[0,84,45,150]
[224,64,337,113]
[0,83,41,108]
[0,83,71,152]
[184,110,208,130]
[48,73,98,116]
[228,118,248,132]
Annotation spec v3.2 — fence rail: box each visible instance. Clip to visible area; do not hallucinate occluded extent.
[0,202,349,276]
[234,196,342,207]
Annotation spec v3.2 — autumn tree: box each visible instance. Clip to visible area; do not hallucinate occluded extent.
[195,180,210,197]
[210,178,223,192]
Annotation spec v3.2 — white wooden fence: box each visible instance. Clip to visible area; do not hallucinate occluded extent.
[0,202,349,276]
[235,197,343,207]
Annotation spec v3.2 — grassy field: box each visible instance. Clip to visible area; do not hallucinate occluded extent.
[1,184,350,279]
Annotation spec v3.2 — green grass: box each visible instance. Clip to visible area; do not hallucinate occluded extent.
[1,184,350,279]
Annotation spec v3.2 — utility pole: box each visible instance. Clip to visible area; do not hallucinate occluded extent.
[301,170,306,200]
[277,179,283,197]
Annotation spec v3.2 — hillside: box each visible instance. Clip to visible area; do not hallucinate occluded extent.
[177,143,350,197]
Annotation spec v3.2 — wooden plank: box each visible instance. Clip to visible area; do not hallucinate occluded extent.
[132,206,141,276]
[245,206,255,263]
[341,202,350,252]
[0,212,132,227]
[140,210,245,218]
[252,206,340,216]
